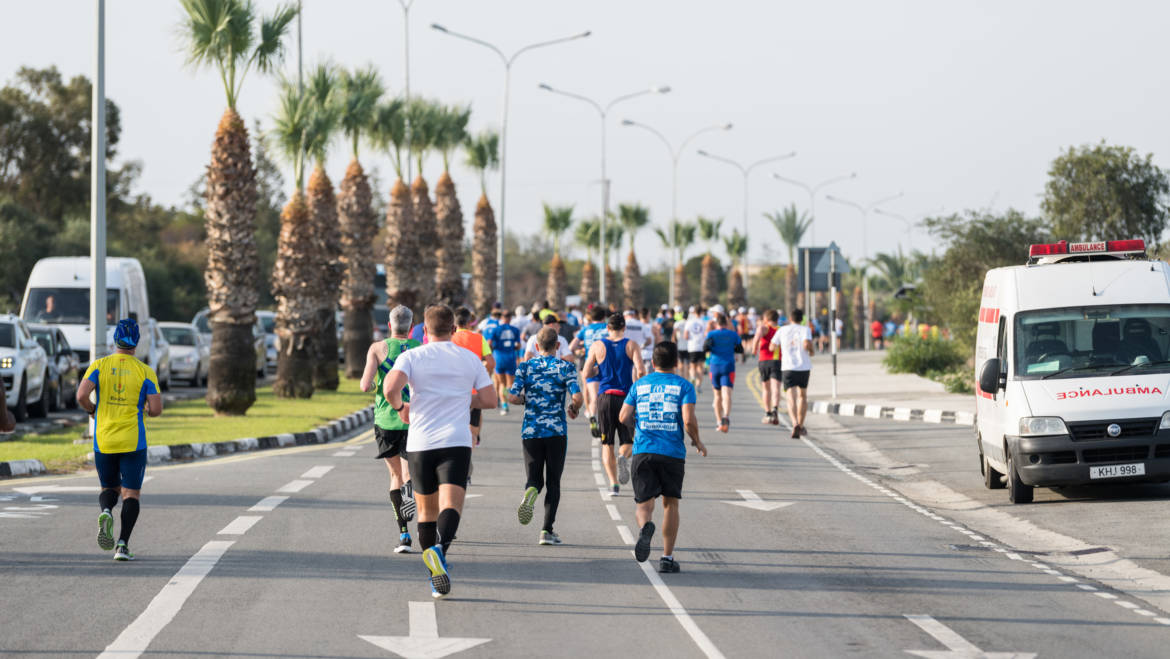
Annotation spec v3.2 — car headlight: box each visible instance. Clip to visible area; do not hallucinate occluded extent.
[1159,411,1170,430]
[0,357,12,369]
[1018,416,1069,436]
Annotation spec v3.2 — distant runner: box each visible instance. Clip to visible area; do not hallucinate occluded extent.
[703,312,743,433]
[487,309,521,416]
[753,309,782,425]
[681,307,707,393]
[583,313,645,495]
[772,308,814,439]
[570,306,609,439]
[453,307,495,446]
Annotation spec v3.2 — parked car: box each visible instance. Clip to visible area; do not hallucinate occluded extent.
[193,308,267,378]
[145,319,172,392]
[159,322,208,387]
[256,310,277,372]
[27,324,80,411]
[0,314,50,421]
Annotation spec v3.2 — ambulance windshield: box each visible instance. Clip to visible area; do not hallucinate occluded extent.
[1015,305,1170,379]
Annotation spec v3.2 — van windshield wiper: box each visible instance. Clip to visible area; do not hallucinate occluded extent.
[1111,360,1170,375]
[1041,363,1128,379]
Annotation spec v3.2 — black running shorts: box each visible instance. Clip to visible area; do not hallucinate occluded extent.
[407,446,473,495]
[782,369,810,389]
[631,453,685,503]
[374,426,408,459]
[597,392,632,446]
[758,359,782,381]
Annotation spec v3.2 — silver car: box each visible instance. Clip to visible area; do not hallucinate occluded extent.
[159,322,209,387]
[192,308,267,379]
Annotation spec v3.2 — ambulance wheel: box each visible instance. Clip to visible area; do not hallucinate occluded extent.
[1006,448,1033,504]
[983,453,1005,490]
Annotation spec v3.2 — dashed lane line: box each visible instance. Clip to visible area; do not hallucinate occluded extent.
[218,515,263,535]
[248,495,288,512]
[301,465,335,479]
[276,479,314,494]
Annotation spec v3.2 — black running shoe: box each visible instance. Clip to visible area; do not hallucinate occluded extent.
[635,522,655,562]
[658,557,680,573]
[589,415,601,439]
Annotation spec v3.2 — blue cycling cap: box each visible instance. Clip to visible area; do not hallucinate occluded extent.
[113,318,140,349]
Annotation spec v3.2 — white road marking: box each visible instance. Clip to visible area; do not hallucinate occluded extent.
[249,496,288,512]
[301,465,334,479]
[1155,617,1170,625]
[616,525,634,545]
[359,600,491,658]
[1135,609,1157,617]
[606,504,621,521]
[13,484,101,495]
[721,489,794,512]
[332,451,356,457]
[1058,576,1079,583]
[4,504,58,511]
[635,558,727,659]
[1095,592,1118,600]
[217,515,262,535]
[276,479,314,493]
[98,540,234,659]
[594,472,606,486]
[1077,584,1097,591]
[1116,600,1139,609]
[903,614,1035,658]
[590,446,600,459]
[592,460,602,472]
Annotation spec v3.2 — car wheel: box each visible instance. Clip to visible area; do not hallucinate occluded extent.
[28,370,49,418]
[1006,448,1034,504]
[982,453,1005,489]
[13,378,28,422]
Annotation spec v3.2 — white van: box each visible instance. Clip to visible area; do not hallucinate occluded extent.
[975,239,1170,503]
[20,257,152,367]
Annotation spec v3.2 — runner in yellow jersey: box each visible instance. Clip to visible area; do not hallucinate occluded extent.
[76,318,163,561]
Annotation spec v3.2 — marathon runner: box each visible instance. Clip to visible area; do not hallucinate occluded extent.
[681,307,707,392]
[752,309,783,425]
[772,308,814,438]
[583,313,645,495]
[384,305,497,598]
[487,308,521,416]
[452,307,494,445]
[569,306,608,438]
[523,314,573,363]
[75,318,163,562]
[703,312,743,433]
[623,308,652,373]
[509,327,583,545]
[359,305,420,554]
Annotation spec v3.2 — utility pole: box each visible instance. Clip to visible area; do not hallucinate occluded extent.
[89,0,107,364]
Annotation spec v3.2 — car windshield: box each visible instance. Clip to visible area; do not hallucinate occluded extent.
[1015,304,1170,379]
[0,324,14,348]
[29,329,53,354]
[162,327,197,346]
[24,288,119,325]
[259,315,275,333]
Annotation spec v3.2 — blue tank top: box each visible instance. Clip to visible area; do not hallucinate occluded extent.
[598,337,633,394]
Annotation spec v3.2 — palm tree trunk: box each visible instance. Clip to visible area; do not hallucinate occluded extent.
[434,172,465,308]
[385,178,421,316]
[412,176,439,310]
[470,194,497,317]
[784,264,797,315]
[580,260,598,308]
[338,159,376,379]
[852,286,864,350]
[673,263,689,307]
[700,253,718,308]
[272,191,316,398]
[623,250,643,310]
[308,166,342,391]
[204,108,259,415]
[605,265,620,310]
[547,253,567,310]
[727,267,746,308]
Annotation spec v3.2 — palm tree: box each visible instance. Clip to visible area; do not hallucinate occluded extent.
[765,204,813,314]
[434,103,471,307]
[603,221,624,308]
[463,130,499,316]
[723,229,748,308]
[179,0,297,414]
[656,220,695,306]
[575,218,601,307]
[370,98,420,315]
[405,99,440,309]
[335,65,383,379]
[543,203,574,310]
[618,203,649,309]
[696,216,723,308]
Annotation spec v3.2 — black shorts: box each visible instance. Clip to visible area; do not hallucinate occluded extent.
[632,453,685,503]
[677,351,692,363]
[470,408,482,427]
[758,360,782,381]
[407,446,473,495]
[374,426,408,459]
[782,369,810,389]
[597,392,632,446]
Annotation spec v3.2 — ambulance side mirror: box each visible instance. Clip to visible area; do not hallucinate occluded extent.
[978,359,1003,395]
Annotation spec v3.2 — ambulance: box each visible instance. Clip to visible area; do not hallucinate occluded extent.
[975,239,1170,503]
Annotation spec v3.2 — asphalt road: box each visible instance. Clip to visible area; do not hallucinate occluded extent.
[2,378,1169,658]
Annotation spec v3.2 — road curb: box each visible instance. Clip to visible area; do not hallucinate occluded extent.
[0,406,375,479]
[810,401,974,426]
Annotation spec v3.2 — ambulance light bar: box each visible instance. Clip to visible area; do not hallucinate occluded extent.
[1028,239,1146,258]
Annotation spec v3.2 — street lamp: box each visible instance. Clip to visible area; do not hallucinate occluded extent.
[538,83,671,304]
[398,0,415,181]
[432,23,591,305]
[621,119,733,307]
[824,191,904,350]
[694,149,797,293]
[771,172,857,246]
[91,0,107,362]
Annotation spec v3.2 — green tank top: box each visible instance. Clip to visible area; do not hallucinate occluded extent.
[374,337,421,430]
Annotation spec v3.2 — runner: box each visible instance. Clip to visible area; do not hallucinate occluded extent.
[359,305,420,554]
[752,309,782,425]
[703,312,743,433]
[583,313,644,495]
[520,306,543,345]
[452,307,494,445]
[523,313,574,363]
[477,303,502,333]
[623,309,652,374]
[619,341,707,573]
[75,318,163,561]
[736,307,752,364]
[772,308,814,439]
[681,307,707,392]
[487,309,521,416]
[383,305,498,598]
[508,327,583,545]
[569,306,608,438]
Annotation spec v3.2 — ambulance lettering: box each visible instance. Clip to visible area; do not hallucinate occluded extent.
[1055,386,1163,400]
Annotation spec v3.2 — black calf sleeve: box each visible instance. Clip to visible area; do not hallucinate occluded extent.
[418,521,437,550]
[119,498,140,543]
[437,508,461,553]
[99,489,119,512]
[389,490,407,533]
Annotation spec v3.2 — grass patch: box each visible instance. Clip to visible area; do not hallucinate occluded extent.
[0,376,370,473]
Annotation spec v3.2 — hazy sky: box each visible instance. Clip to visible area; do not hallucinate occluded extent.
[5,0,1170,271]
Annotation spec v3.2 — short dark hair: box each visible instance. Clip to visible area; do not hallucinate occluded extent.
[425,305,456,337]
[490,309,502,318]
[764,309,779,322]
[454,306,474,328]
[653,341,679,370]
[607,313,625,330]
[791,308,805,324]
[589,305,607,321]
[715,312,729,327]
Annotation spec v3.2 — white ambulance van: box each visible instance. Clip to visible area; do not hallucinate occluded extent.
[975,239,1170,503]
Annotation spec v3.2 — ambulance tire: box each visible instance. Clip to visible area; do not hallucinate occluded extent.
[982,453,1005,490]
[1006,448,1033,504]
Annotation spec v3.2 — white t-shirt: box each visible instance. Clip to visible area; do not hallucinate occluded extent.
[683,317,707,352]
[391,341,493,452]
[524,334,572,360]
[772,324,813,372]
[623,318,651,358]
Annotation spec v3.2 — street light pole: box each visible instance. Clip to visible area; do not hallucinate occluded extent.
[432,24,591,306]
[620,120,733,307]
[694,149,797,295]
[537,84,670,305]
[398,0,414,182]
[90,0,107,363]
[825,192,903,351]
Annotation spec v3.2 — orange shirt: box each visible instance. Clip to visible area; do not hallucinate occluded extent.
[453,329,491,393]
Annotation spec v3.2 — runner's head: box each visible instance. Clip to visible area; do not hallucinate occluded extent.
[502,309,513,323]
[424,305,456,339]
[715,312,729,328]
[536,327,559,355]
[454,306,474,329]
[589,305,607,322]
[652,341,679,372]
[113,318,139,352]
[389,305,413,337]
[790,308,805,324]
[607,312,625,332]
[764,309,779,325]
[514,305,527,319]
[542,313,561,329]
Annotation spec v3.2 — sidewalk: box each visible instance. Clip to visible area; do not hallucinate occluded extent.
[805,350,974,425]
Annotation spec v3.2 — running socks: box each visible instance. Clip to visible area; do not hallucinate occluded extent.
[99,488,118,512]
[389,489,408,533]
[118,498,139,543]
[418,521,438,550]
[437,508,461,554]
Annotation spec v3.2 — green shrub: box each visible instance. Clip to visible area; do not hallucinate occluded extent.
[928,369,974,395]
[883,335,967,375]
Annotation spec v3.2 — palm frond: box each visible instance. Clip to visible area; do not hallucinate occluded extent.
[542,203,575,254]
[722,229,748,264]
[463,130,500,195]
[575,218,601,256]
[370,99,406,178]
[269,78,310,189]
[435,104,471,171]
[337,65,384,159]
[253,3,297,74]
[618,203,650,250]
[764,203,813,264]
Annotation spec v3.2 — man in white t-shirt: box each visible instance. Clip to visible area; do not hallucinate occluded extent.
[681,308,708,392]
[523,314,574,363]
[770,308,814,439]
[384,304,498,599]
[623,309,652,368]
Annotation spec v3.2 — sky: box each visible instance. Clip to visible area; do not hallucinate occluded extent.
[5,0,1170,272]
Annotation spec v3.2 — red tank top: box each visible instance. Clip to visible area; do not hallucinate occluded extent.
[758,326,780,361]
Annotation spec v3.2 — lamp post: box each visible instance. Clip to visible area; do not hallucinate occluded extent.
[398,0,415,181]
[432,24,591,305]
[694,149,797,293]
[824,192,904,350]
[90,0,107,363]
[620,120,733,307]
[538,84,670,304]
[771,172,856,246]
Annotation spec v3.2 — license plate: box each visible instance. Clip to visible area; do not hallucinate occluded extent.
[1089,463,1146,479]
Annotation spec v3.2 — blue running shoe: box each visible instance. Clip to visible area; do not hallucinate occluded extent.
[97,510,115,551]
[395,533,412,554]
[517,486,538,525]
[423,545,450,598]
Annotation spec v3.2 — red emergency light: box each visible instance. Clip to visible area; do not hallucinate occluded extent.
[1028,239,1146,258]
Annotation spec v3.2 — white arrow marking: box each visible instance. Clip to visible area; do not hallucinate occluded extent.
[360,600,491,659]
[12,485,102,496]
[465,494,483,499]
[721,489,794,512]
[904,615,1035,658]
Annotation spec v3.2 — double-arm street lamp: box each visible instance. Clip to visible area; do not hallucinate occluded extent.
[432,23,591,305]
[538,84,671,304]
[620,119,733,307]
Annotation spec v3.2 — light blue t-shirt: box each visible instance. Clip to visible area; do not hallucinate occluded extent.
[624,371,696,460]
[576,322,607,346]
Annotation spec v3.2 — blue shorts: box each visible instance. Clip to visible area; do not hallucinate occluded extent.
[710,366,736,390]
[586,377,601,385]
[494,357,517,376]
[95,448,147,490]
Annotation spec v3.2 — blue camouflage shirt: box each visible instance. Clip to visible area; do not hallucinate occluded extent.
[510,355,581,439]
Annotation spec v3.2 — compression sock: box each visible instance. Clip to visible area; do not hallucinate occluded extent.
[437,508,461,554]
[118,498,139,543]
[389,490,407,533]
[418,521,438,550]
[99,489,118,512]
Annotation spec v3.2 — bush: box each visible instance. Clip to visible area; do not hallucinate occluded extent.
[883,335,967,375]
[928,369,974,395]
